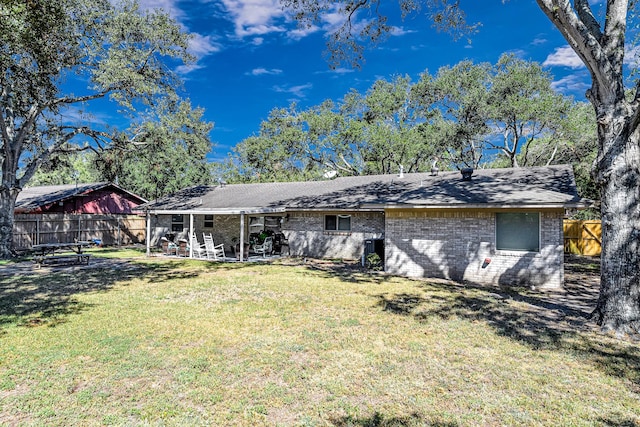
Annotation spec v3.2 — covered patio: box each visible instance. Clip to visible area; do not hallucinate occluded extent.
[142,206,289,262]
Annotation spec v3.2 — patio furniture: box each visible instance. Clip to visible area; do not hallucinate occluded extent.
[203,233,226,260]
[253,236,273,257]
[161,236,178,255]
[32,241,93,268]
[177,239,189,257]
[273,232,289,255]
[189,231,207,258]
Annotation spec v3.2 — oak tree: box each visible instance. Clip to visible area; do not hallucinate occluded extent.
[0,0,192,256]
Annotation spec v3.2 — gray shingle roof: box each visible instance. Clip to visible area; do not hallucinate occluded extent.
[142,165,590,214]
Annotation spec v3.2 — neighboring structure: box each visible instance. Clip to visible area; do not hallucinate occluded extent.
[14,183,147,248]
[142,165,590,288]
[15,182,145,214]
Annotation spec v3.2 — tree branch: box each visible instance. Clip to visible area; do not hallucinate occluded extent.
[574,0,603,41]
[535,0,622,102]
[17,126,112,187]
[49,87,113,108]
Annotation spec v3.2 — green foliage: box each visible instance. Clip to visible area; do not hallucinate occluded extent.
[487,55,571,167]
[227,56,597,205]
[96,100,214,200]
[0,0,207,256]
[281,0,479,68]
[365,252,382,270]
[226,75,442,182]
[1,0,193,188]
[29,150,101,186]
[412,60,491,168]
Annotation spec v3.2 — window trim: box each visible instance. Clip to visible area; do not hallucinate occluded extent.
[204,214,214,228]
[171,214,184,232]
[324,214,352,232]
[495,212,541,253]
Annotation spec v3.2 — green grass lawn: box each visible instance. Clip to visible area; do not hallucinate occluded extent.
[1,253,639,426]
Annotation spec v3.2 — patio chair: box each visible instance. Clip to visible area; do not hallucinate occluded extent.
[253,236,273,257]
[177,239,189,257]
[203,233,226,260]
[160,236,178,255]
[189,231,207,258]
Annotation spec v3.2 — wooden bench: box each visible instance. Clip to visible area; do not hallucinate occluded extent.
[33,254,91,269]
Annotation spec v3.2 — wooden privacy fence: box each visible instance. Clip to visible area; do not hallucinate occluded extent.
[14,214,146,249]
[563,219,602,256]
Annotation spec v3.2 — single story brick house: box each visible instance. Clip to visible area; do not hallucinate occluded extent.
[141,165,589,288]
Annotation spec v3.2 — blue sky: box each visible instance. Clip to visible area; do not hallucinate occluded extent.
[134,0,601,161]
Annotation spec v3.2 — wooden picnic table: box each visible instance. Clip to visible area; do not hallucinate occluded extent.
[32,241,94,268]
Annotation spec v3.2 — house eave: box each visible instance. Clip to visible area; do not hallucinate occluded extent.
[140,207,288,216]
[367,202,592,210]
[140,202,591,215]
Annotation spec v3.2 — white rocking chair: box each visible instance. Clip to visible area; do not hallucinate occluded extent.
[189,231,207,258]
[203,233,226,260]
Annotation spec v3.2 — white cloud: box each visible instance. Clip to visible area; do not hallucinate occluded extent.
[134,0,221,72]
[544,44,640,70]
[390,27,415,36]
[188,33,222,58]
[288,25,321,40]
[248,68,283,76]
[314,67,355,76]
[330,68,355,75]
[551,74,590,94]
[252,37,264,46]
[506,49,527,59]
[543,45,585,69]
[137,0,185,20]
[220,0,286,37]
[531,37,547,46]
[176,63,206,75]
[273,83,313,98]
[624,45,640,67]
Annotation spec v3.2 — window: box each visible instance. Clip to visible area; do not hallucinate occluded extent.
[325,214,351,231]
[171,214,184,232]
[496,212,540,252]
[204,214,214,228]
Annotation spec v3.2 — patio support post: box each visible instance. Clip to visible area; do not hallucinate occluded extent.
[145,212,151,257]
[189,214,194,258]
[240,211,245,262]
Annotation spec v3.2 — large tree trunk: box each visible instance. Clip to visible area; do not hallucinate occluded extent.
[0,186,19,258]
[591,103,640,335]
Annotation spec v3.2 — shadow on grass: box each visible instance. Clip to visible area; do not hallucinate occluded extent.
[597,417,640,427]
[0,257,256,330]
[375,275,640,391]
[282,257,397,285]
[329,411,456,427]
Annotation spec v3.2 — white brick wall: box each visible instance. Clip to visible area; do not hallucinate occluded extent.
[385,210,564,288]
[282,211,385,259]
